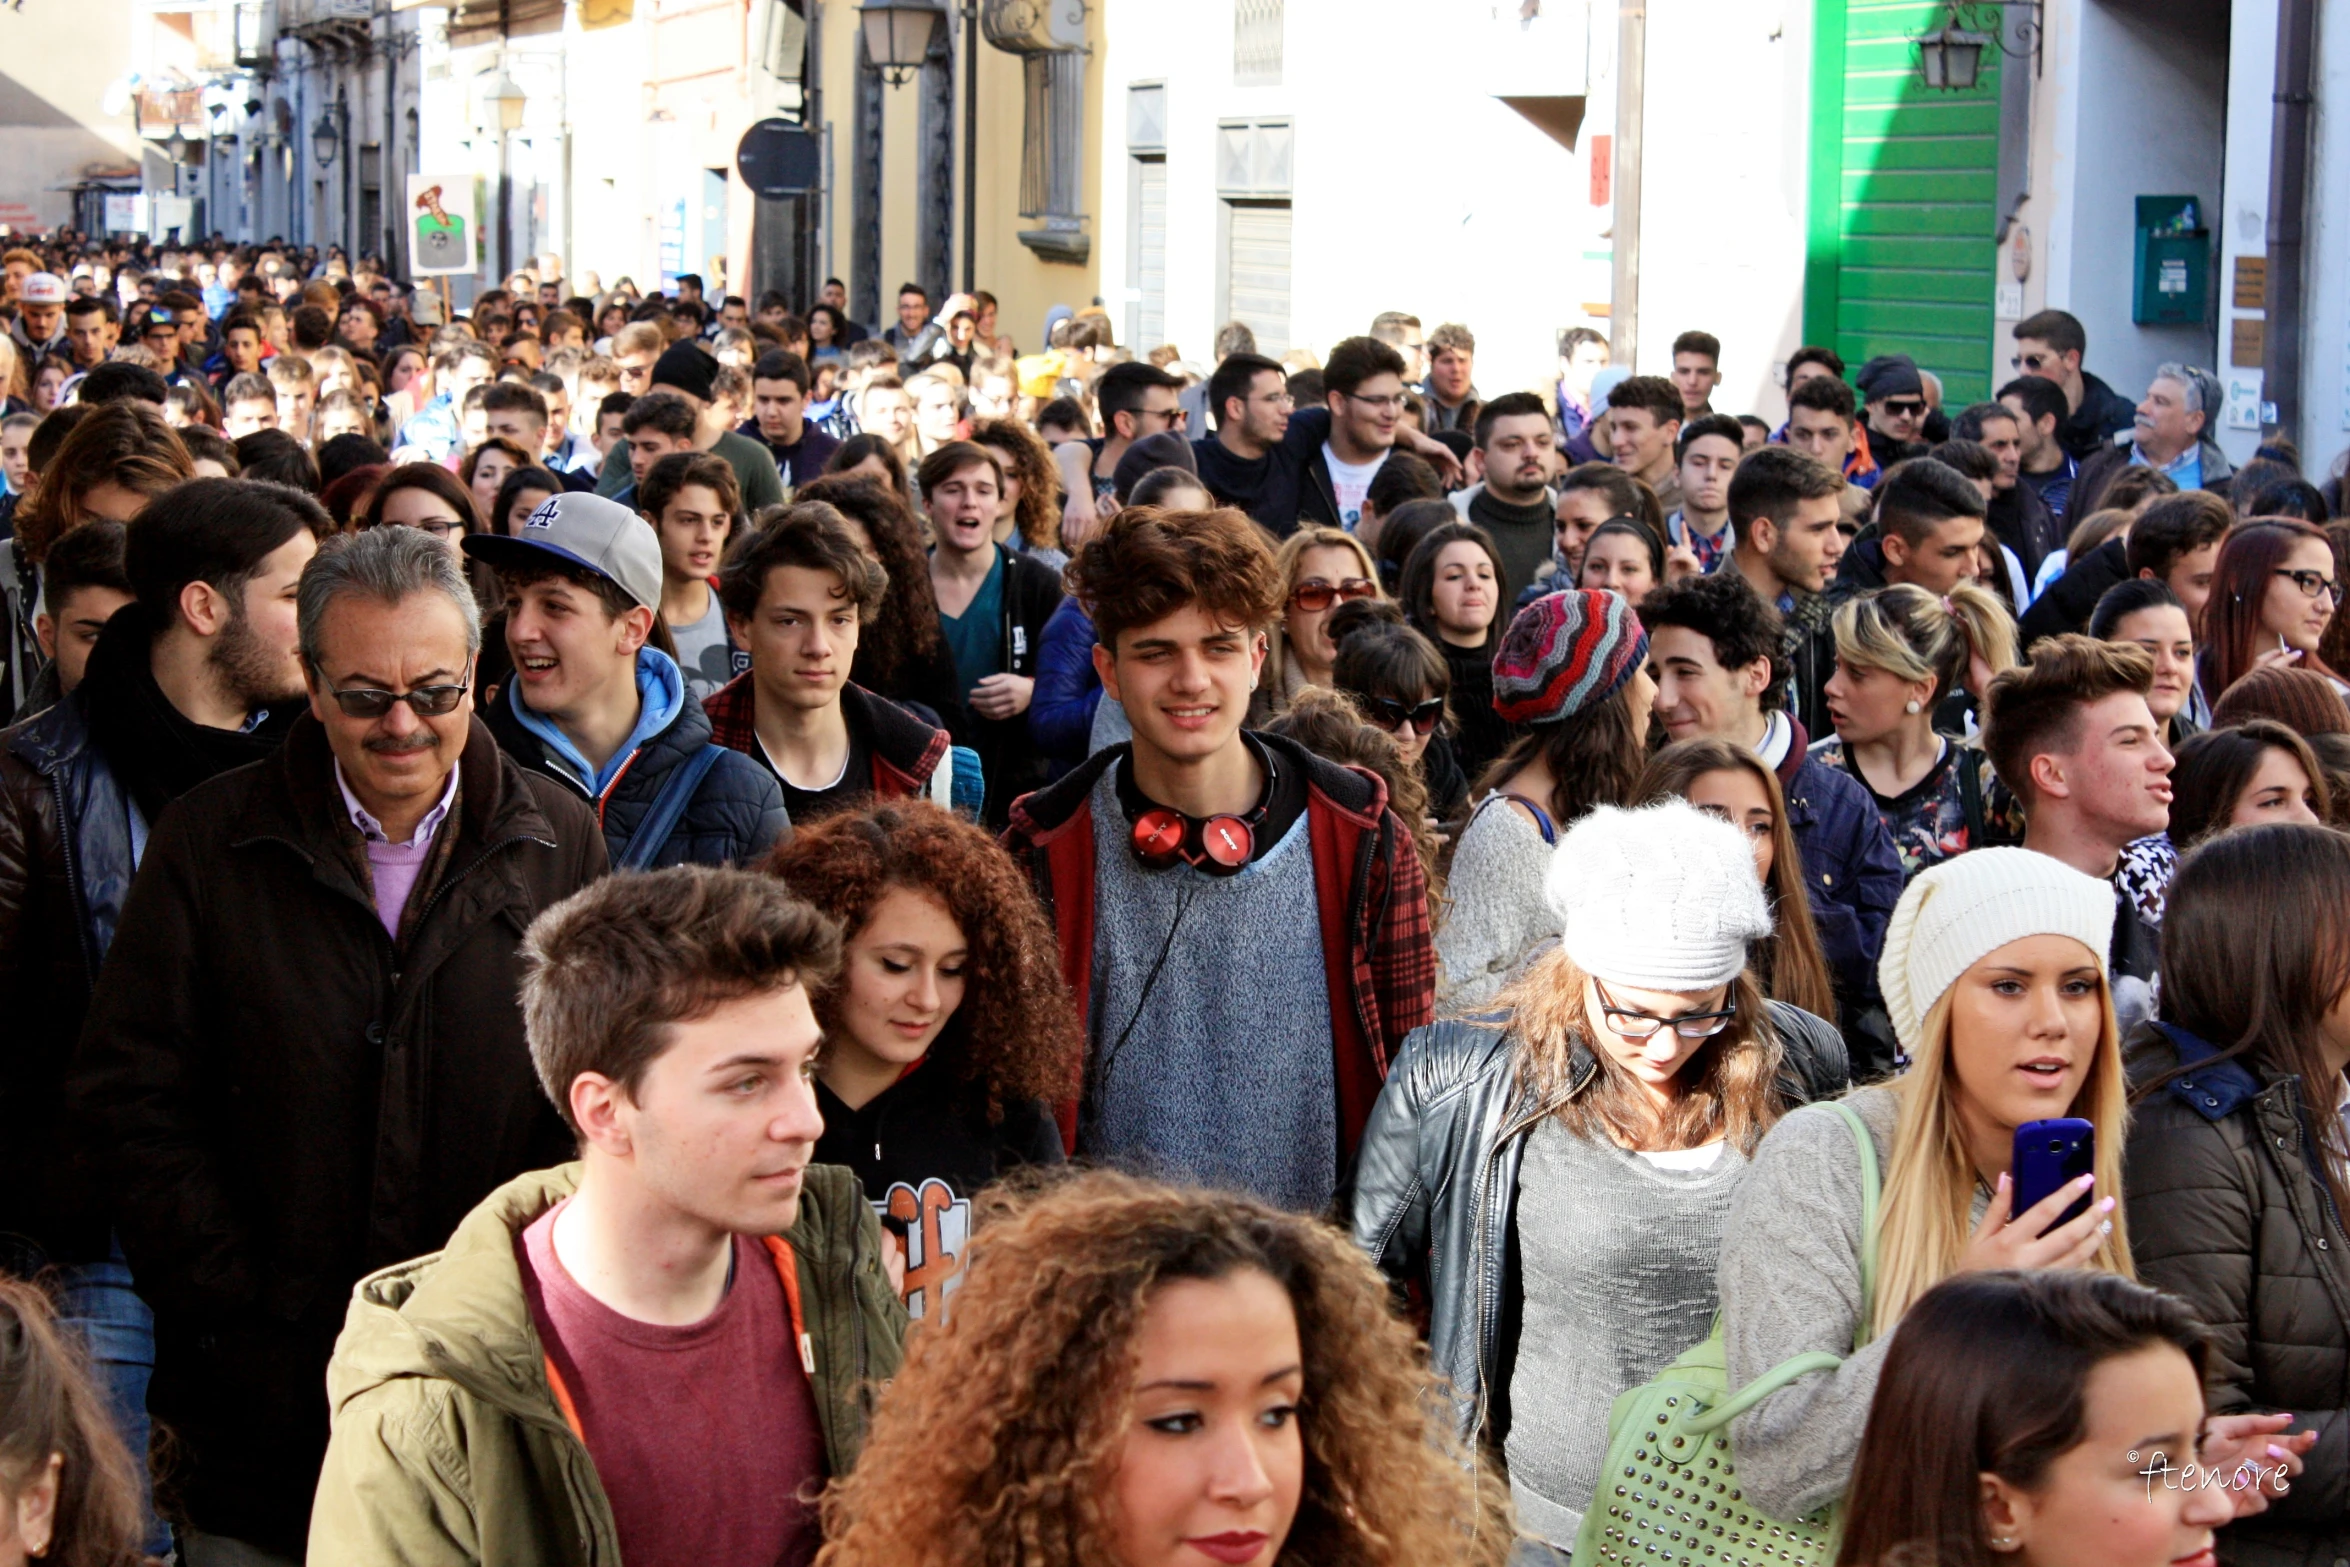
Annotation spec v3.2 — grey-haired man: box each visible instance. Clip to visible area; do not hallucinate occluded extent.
[2071,362,2235,518]
[66,525,608,1563]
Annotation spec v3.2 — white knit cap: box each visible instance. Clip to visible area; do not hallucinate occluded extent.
[1878,847,2116,1051]
[1545,800,1773,991]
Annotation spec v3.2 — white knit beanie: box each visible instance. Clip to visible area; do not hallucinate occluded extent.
[1545,800,1773,991]
[1878,847,2116,1051]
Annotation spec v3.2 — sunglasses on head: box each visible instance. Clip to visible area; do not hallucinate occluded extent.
[1362,694,1445,736]
[1289,577,1377,612]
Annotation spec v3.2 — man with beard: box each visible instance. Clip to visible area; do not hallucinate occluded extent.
[66,525,607,1565]
[0,477,319,1557]
[1449,391,1559,595]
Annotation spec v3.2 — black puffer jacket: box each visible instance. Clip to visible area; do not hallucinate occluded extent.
[1347,1001,1850,1449]
[2125,1021,2350,1567]
[486,666,787,868]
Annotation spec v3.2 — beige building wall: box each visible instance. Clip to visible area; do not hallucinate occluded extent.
[0,0,140,232]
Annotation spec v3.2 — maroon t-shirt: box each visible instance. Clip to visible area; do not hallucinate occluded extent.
[519,1201,826,1567]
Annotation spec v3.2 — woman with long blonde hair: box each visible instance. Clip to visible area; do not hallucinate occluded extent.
[1354,799,1849,1554]
[819,1169,1513,1567]
[1636,737,1838,1025]
[1717,848,2131,1523]
[1248,526,1381,724]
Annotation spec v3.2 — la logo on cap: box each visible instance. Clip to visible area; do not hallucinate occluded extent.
[525,497,561,530]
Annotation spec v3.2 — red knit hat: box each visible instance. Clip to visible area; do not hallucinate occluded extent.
[1490,589,1649,725]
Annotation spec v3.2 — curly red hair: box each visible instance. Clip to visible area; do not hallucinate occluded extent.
[816,1170,1513,1567]
[766,799,1080,1115]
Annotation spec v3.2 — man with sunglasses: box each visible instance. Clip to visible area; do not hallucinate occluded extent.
[1854,354,1932,467]
[2010,309,2138,463]
[65,525,607,1563]
[1052,359,1185,543]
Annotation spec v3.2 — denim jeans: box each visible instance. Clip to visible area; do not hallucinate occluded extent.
[51,1237,172,1559]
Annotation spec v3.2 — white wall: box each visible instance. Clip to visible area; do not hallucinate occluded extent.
[1091,0,1812,418]
[2047,0,2226,409]
[1634,0,1811,423]
[2213,0,2276,463]
[1095,0,1607,400]
[2293,0,2350,473]
[0,0,138,232]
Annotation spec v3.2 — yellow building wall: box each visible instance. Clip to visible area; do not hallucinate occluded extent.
[803,0,1099,347]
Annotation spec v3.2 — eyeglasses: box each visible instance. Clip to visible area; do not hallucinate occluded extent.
[2010,352,2053,371]
[1138,406,1189,429]
[1362,694,1446,736]
[1593,975,1738,1040]
[1345,392,1407,414]
[1289,577,1378,613]
[2274,568,2340,603]
[370,516,461,539]
[323,679,471,719]
[1251,390,1298,409]
[1881,398,1927,419]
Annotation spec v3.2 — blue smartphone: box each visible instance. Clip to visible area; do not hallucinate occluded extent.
[2012,1118,2095,1237]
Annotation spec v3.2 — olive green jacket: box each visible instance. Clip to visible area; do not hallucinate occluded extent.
[305,1162,905,1566]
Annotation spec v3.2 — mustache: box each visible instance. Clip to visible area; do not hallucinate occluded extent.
[364,734,441,755]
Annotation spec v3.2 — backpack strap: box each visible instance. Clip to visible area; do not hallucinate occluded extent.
[618,743,727,871]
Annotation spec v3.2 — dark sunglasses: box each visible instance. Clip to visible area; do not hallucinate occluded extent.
[1362,694,1446,736]
[1882,398,1927,418]
[324,680,470,719]
[1289,577,1377,613]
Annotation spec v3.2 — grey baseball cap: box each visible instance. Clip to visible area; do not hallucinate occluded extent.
[461,490,663,611]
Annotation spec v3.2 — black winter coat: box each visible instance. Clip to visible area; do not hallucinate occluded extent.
[63,715,607,1554]
[2126,1020,2350,1567]
[486,674,787,868]
[2019,534,2130,651]
[1348,1003,1850,1449]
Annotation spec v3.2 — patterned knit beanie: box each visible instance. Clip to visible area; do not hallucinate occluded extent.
[1491,589,1649,726]
[1878,848,2114,1053]
[2211,664,2350,737]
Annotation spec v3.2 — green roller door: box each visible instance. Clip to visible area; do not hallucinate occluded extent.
[1805,0,2001,405]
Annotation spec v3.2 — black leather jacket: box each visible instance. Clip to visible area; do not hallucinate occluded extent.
[1346,1001,1850,1449]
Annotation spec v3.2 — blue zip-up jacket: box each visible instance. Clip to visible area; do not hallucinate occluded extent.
[485,647,787,868]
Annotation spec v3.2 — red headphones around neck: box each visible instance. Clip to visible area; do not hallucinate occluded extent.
[1126,741,1277,877]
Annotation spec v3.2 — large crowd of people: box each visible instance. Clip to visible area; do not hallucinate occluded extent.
[0,229,2347,1567]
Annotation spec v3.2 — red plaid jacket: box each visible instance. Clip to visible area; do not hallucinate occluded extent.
[1001,733,1435,1162]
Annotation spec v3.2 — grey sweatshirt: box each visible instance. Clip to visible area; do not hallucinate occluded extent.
[1716,1085,1900,1520]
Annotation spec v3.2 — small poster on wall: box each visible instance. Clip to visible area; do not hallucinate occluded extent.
[407,175,478,276]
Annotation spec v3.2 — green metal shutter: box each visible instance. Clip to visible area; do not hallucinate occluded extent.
[1805,0,2001,405]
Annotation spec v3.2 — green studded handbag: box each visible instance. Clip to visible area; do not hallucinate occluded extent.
[1567,1099,1880,1567]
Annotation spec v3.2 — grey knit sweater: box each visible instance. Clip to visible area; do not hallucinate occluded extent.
[1436,795,1553,1011]
[1720,1085,1971,1520]
[1505,1118,1751,1546]
[1081,768,1338,1211]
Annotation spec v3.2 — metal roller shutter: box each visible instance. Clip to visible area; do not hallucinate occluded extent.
[1227,200,1292,359]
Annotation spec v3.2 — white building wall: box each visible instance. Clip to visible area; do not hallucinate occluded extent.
[2294,0,2350,474]
[1095,0,1607,401]
[1092,0,1812,419]
[1634,0,1812,422]
[2209,0,2277,464]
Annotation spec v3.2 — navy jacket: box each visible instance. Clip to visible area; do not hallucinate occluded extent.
[1029,596,1103,776]
[485,679,787,868]
[1773,716,1906,1078]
